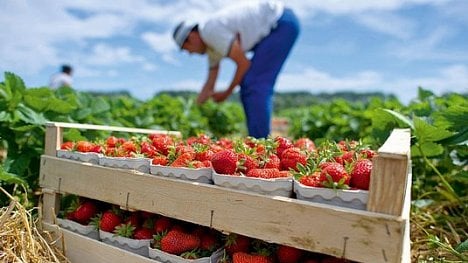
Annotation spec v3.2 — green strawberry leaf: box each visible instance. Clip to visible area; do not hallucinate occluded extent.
[455,239,468,254]
[413,116,453,143]
[411,142,444,158]
[381,109,414,129]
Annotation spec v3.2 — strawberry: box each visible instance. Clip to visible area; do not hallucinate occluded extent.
[280,147,307,171]
[140,141,157,158]
[237,153,258,174]
[360,148,376,159]
[350,159,373,190]
[152,135,173,155]
[100,210,122,232]
[264,154,280,169]
[299,175,321,187]
[153,216,173,234]
[225,234,251,255]
[275,136,293,158]
[211,149,238,175]
[60,141,74,150]
[121,141,137,154]
[171,152,195,167]
[246,168,283,179]
[114,223,135,238]
[73,200,97,225]
[160,229,200,255]
[232,252,272,263]
[276,245,304,263]
[134,227,154,240]
[319,162,350,188]
[106,136,119,147]
[152,155,168,166]
[125,212,141,227]
[75,141,93,152]
[294,138,316,152]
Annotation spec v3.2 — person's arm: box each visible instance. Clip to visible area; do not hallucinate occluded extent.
[211,37,250,103]
[197,65,219,104]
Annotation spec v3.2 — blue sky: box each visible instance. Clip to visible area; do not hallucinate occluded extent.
[1,0,467,103]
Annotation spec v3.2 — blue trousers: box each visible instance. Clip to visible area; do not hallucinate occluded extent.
[240,8,300,138]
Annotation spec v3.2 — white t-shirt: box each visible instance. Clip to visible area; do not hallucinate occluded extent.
[49,73,72,89]
[199,0,284,68]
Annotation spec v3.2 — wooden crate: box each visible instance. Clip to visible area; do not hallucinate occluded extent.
[39,122,411,263]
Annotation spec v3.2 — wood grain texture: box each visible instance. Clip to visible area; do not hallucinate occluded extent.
[40,156,407,263]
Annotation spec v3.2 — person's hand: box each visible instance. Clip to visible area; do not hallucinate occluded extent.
[211,90,231,103]
[196,89,213,104]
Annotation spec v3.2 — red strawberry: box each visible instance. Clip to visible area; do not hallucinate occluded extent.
[171,152,195,167]
[100,210,122,232]
[264,154,280,169]
[225,234,251,255]
[232,252,272,263]
[246,168,282,179]
[350,159,373,190]
[121,141,137,154]
[360,148,376,159]
[134,227,154,240]
[152,135,173,155]
[140,141,157,158]
[211,149,238,175]
[73,200,97,225]
[299,175,321,187]
[75,141,93,152]
[106,136,118,147]
[294,138,316,152]
[153,216,173,233]
[237,153,258,174]
[280,147,307,171]
[152,155,168,166]
[125,212,141,227]
[319,162,350,187]
[276,245,304,263]
[160,229,200,255]
[275,136,293,158]
[60,141,74,150]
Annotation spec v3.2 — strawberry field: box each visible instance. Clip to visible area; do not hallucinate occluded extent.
[0,71,467,262]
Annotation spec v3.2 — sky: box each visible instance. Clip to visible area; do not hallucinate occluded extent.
[1,0,467,104]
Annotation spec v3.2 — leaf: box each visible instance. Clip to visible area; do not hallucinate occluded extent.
[90,97,111,114]
[0,166,25,185]
[411,142,444,158]
[417,87,435,101]
[435,105,468,132]
[413,116,453,143]
[15,104,48,125]
[381,109,414,129]
[455,239,468,253]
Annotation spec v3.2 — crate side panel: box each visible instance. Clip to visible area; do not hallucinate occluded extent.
[41,156,406,263]
[42,222,157,263]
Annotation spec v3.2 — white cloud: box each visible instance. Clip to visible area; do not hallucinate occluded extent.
[277,64,468,103]
[352,12,415,39]
[85,43,145,65]
[390,27,468,61]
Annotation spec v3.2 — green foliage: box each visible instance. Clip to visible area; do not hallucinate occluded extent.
[1,72,466,259]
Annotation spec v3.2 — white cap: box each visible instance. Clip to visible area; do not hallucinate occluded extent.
[173,21,197,49]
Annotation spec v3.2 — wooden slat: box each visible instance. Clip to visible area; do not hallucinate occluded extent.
[42,222,157,263]
[40,189,61,224]
[40,156,406,263]
[46,122,181,137]
[44,125,62,156]
[367,129,411,216]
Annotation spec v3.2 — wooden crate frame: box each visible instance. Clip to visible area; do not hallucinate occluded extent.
[39,122,411,263]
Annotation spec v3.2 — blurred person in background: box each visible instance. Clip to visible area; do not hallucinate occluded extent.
[173,0,300,138]
[49,64,73,89]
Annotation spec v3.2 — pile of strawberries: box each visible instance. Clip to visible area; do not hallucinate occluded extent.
[62,196,353,262]
[61,133,376,191]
